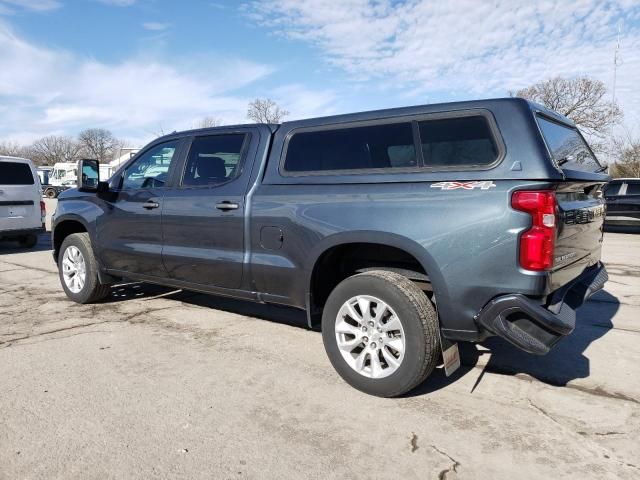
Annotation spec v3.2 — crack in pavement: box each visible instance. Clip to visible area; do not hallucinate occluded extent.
[0,259,57,275]
[527,399,562,425]
[431,445,460,480]
[410,432,419,452]
[0,320,122,348]
[474,364,640,405]
[0,304,186,349]
[528,397,640,474]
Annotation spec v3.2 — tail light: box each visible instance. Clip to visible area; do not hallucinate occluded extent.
[40,200,46,224]
[512,190,557,271]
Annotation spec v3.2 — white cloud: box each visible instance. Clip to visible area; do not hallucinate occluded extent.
[96,0,136,6]
[249,0,640,130]
[271,84,338,120]
[0,23,273,142]
[142,22,170,31]
[0,22,338,144]
[0,0,61,14]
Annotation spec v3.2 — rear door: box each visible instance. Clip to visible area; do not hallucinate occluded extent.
[161,129,259,289]
[0,159,41,232]
[536,116,608,288]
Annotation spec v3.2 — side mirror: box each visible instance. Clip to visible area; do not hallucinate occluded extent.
[78,159,100,192]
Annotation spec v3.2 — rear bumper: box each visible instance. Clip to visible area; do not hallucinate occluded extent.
[605,215,640,226]
[475,262,608,355]
[0,226,45,240]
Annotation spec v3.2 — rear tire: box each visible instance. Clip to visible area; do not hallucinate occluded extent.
[321,270,439,397]
[58,232,111,303]
[45,188,57,199]
[18,234,38,249]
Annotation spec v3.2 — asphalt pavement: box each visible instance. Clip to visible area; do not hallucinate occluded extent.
[0,205,638,479]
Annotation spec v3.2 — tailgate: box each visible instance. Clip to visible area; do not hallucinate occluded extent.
[0,161,41,231]
[534,113,608,291]
[0,186,40,231]
[551,181,606,291]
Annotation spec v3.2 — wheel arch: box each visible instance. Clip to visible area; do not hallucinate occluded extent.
[304,231,449,328]
[52,215,91,262]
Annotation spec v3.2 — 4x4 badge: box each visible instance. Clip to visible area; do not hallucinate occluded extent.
[431,181,496,190]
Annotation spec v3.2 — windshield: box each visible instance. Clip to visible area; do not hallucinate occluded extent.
[537,115,602,173]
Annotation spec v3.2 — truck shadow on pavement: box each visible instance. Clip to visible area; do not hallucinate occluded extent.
[101,282,621,396]
[407,291,621,396]
[104,282,309,329]
[0,233,52,254]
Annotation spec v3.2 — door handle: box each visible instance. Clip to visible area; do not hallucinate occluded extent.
[142,201,160,209]
[216,201,239,211]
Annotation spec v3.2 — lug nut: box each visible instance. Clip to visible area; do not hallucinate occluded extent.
[362,336,369,343]
[361,326,367,332]
[370,342,377,349]
[368,321,374,327]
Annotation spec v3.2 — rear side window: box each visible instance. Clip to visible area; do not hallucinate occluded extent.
[0,162,35,185]
[418,116,498,167]
[537,116,601,173]
[283,122,416,173]
[182,134,247,186]
[626,182,640,195]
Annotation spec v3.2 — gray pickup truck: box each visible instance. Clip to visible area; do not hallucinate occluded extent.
[52,98,609,397]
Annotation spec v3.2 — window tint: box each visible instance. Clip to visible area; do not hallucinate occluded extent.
[0,162,35,185]
[182,134,246,186]
[418,116,498,167]
[626,182,640,195]
[537,116,601,173]
[122,141,178,190]
[284,122,416,173]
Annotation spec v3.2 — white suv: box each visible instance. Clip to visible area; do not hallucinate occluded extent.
[0,156,46,248]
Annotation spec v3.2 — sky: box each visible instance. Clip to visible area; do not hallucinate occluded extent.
[0,0,639,147]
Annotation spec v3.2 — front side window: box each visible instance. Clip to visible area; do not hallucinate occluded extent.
[537,116,601,173]
[0,162,34,185]
[122,141,178,190]
[418,116,498,168]
[284,122,416,173]
[182,134,246,186]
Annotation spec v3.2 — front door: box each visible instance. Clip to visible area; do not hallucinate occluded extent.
[97,139,183,277]
[161,131,256,289]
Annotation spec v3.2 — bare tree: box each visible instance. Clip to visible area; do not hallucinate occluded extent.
[194,116,223,128]
[247,98,289,124]
[513,76,622,148]
[0,141,28,158]
[610,131,640,178]
[78,128,124,162]
[30,136,83,166]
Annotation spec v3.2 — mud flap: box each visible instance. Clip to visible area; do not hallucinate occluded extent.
[439,331,461,377]
[433,296,460,377]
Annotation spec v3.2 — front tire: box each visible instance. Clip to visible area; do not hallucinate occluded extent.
[321,270,439,397]
[58,232,111,303]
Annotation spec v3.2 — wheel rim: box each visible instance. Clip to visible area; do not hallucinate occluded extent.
[62,245,86,293]
[335,295,405,379]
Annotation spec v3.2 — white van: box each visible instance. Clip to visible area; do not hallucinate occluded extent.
[0,156,46,248]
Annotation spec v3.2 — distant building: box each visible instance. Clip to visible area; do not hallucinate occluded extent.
[104,147,140,178]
